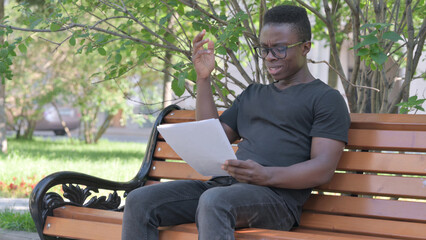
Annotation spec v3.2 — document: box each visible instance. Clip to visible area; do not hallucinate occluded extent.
[157,118,236,176]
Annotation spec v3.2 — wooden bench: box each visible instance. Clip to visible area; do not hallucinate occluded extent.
[30,104,426,240]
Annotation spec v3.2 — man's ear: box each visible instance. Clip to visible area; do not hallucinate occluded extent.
[302,41,311,56]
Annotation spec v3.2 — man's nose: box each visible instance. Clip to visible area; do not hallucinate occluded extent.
[265,49,277,61]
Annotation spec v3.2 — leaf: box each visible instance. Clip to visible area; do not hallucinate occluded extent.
[0,62,7,72]
[25,36,34,45]
[0,49,8,58]
[115,53,122,64]
[69,36,76,46]
[360,30,378,38]
[399,108,409,114]
[228,42,238,52]
[187,68,197,82]
[408,95,418,102]
[172,79,185,97]
[371,52,387,65]
[361,35,379,46]
[192,22,202,31]
[383,31,403,42]
[98,47,107,56]
[159,13,172,26]
[18,44,27,54]
[356,48,369,56]
[415,106,425,112]
[50,23,62,32]
[216,46,227,55]
[30,17,43,29]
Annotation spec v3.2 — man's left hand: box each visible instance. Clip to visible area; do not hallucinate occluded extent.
[222,159,270,185]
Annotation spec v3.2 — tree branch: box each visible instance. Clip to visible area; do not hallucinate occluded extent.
[0,23,191,56]
[308,59,380,92]
[178,0,228,25]
[294,0,327,24]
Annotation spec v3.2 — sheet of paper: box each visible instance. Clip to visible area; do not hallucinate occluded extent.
[157,118,236,176]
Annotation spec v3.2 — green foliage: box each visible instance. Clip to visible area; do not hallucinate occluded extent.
[353,23,402,71]
[0,29,17,84]
[1,0,425,113]
[3,0,263,105]
[396,96,426,114]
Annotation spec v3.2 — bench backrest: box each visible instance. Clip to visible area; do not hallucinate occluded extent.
[142,106,426,239]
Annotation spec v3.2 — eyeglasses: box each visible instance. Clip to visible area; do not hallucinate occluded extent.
[254,41,304,60]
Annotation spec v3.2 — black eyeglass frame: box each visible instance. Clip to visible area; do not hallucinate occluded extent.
[253,41,305,60]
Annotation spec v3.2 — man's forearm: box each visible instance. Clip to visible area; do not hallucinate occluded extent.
[196,76,219,121]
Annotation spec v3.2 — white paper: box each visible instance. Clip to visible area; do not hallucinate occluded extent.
[157,118,236,176]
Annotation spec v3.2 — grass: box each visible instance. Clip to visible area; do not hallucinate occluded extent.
[0,137,146,232]
[0,137,146,197]
[0,209,37,232]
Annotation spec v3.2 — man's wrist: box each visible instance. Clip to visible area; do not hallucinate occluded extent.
[197,76,211,83]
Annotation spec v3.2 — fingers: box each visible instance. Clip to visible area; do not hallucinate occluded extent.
[223,160,253,181]
[192,30,213,57]
[193,29,206,44]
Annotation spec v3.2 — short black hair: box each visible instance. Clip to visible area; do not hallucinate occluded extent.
[263,5,311,42]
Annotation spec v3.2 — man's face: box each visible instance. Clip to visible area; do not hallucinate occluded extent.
[259,23,307,81]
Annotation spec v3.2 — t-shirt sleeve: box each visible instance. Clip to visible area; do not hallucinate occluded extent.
[310,90,351,144]
[219,89,247,136]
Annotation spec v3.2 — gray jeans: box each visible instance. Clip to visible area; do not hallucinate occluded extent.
[121,177,295,240]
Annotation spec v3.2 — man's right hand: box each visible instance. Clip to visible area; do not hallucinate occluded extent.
[192,30,215,80]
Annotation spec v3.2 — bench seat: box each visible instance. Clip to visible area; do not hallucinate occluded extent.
[30,105,426,240]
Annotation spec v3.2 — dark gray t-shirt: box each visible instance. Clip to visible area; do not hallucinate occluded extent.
[219,79,350,225]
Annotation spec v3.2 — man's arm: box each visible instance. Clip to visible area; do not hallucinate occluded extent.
[222,137,345,189]
[192,30,217,121]
[192,30,240,143]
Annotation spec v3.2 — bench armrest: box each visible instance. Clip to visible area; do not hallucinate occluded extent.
[30,104,181,240]
[29,171,141,240]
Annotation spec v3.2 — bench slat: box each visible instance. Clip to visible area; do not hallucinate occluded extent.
[162,223,362,240]
[299,212,426,240]
[51,207,363,240]
[158,129,426,152]
[149,160,210,181]
[317,173,426,199]
[293,228,406,240]
[154,141,238,160]
[148,160,426,199]
[163,111,426,131]
[44,216,122,240]
[154,142,425,175]
[347,129,426,151]
[153,141,181,160]
[53,205,123,224]
[303,195,426,222]
[349,113,426,131]
[339,151,425,175]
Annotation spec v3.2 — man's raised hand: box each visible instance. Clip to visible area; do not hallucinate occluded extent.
[192,30,215,80]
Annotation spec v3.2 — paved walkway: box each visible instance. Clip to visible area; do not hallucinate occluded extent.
[0,198,40,240]
[0,228,39,240]
[0,198,29,212]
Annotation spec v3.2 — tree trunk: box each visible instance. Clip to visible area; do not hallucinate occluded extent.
[94,113,114,143]
[51,102,73,139]
[162,50,172,109]
[327,51,338,88]
[162,17,175,109]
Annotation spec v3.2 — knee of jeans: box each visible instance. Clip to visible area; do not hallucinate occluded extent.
[197,188,230,213]
[125,187,152,211]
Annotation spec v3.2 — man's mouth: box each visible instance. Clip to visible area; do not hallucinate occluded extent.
[268,66,282,75]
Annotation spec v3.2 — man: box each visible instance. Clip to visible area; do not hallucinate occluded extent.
[122,5,350,240]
